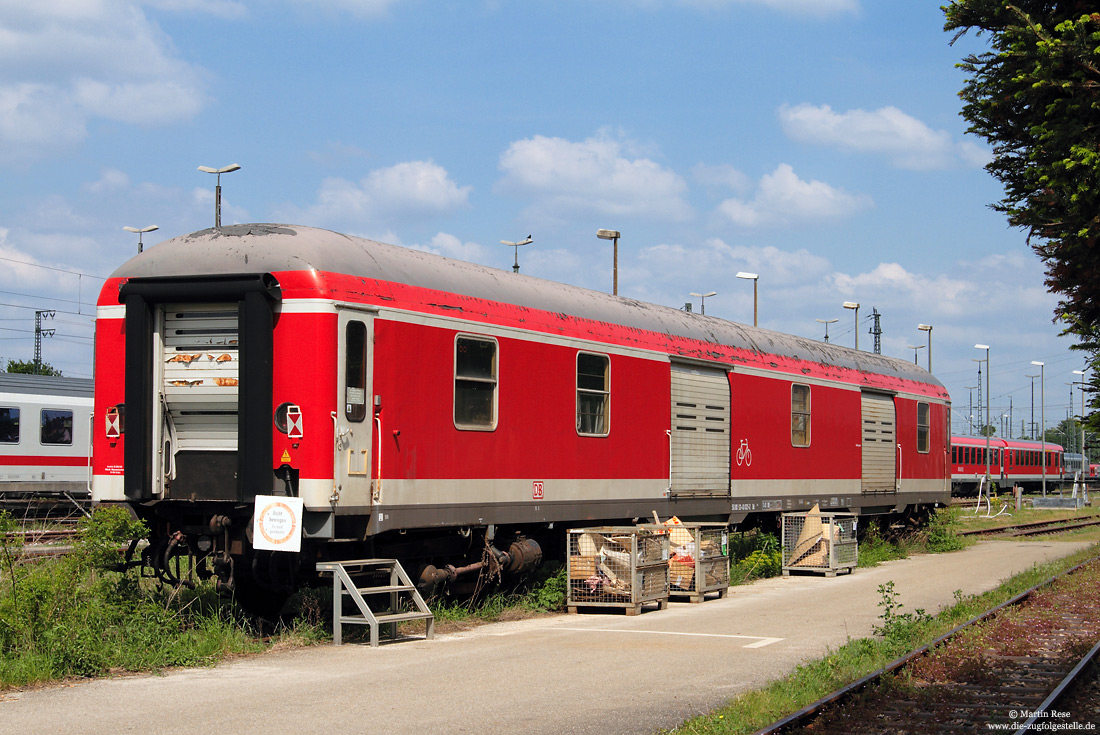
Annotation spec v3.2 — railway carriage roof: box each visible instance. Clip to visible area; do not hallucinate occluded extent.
[106,224,945,396]
[0,373,93,398]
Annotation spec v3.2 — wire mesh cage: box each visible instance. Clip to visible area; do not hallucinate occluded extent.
[781,512,858,577]
[667,522,730,602]
[567,526,670,614]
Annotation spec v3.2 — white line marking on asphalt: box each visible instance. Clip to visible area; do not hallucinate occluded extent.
[556,628,784,647]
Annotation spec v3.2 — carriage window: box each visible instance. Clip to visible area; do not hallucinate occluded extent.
[791,384,810,447]
[41,409,73,445]
[916,402,930,453]
[0,407,18,443]
[455,335,497,429]
[952,446,957,463]
[576,352,610,436]
[345,320,368,422]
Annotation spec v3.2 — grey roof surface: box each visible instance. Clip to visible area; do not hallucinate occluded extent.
[109,224,942,391]
[0,373,94,398]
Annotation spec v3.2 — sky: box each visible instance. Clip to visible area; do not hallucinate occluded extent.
[0,0,1089,443]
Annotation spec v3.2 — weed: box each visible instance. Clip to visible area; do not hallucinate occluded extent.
[872,580,932,644]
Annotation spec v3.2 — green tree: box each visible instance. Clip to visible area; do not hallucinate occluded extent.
[5,359,62,376]
[944,3,1100,421]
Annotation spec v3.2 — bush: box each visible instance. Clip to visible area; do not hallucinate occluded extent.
[858,522,909,567]
[526,564,567,612]
[0,506,274,687]
[923,508,969,553]
[729,532,782,583]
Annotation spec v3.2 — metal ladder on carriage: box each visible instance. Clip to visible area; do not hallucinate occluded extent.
[315,558,434,647]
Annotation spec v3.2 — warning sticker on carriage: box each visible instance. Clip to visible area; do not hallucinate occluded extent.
[253,495,303,553]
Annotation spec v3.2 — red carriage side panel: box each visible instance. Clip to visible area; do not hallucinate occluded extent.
[729,372,861,485]
[370,318,670,484]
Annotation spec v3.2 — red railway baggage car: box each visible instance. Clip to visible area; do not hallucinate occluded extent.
[92,224,951,606]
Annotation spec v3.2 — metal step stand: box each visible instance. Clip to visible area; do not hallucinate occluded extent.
[315,559,435,647]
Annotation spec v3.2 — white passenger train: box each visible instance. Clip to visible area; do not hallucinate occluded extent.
[0,373,94,497]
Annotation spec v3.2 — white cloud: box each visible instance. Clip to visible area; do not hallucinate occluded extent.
[717,163,872,227]
[0,2,208,164]
[691,163,751,195]
[779,103,990,170]
[144,0,247,18]
[497,132,692,222]
[287,0,403,18]
[409,232,493,264]
[289,160,471,228]
[680,0,859,17]
[84,168,131,193]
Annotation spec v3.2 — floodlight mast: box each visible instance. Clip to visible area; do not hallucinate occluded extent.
[843,302,860,350]
[975,344,990,484]
[500,236,533,273]
[123,224,159,254]
[918,324,933,372]
[596,229,621,295]
[689,291,717,315]
[197,163,241,228]
[1032,360,1046,495]
[736,272,759,326]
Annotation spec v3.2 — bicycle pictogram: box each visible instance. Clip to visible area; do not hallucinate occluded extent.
[736,439,752,467]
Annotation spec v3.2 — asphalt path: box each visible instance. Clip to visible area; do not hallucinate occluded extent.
[1,539,1092,735]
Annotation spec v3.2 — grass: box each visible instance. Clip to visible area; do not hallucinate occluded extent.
[0,507,326,689]
[955,500,1100,532]
[856,507,972,568]
[0,502,1048,693]
[667,541,1100,734]
[424,563,568,629]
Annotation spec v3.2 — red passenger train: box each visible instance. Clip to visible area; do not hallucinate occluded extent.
[950,435,1064,494]
[91,224,951,606]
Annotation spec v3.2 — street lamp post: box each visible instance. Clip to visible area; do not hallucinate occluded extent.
[689,291,717,316]
[1073,368,1088,462]
[976,344,991,484]
[501,236,532,273]
[907,344,924,364]
[843,302,860,350]
[815,318,838,343]
[123,224,159,254]
[736,272,759,327]
[596,229,620,295]
[918,324,932,372]
[1032,360,1046,496]
[197,163,241,228]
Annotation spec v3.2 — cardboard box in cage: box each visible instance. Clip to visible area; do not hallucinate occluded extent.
[566,526,669,615]
[669,559,695,589]
[665,522,730,601]
[781,506,858,577]
[568,555,597,580]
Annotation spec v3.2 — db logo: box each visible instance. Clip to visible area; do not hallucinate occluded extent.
[532,481,544,500]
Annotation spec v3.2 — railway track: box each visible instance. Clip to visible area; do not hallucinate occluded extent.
[958,516,1100,537]
[0,495,90,521]
[753,555,1100,733]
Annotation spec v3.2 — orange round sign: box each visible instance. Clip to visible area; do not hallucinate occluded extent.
[257,501,297,545]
